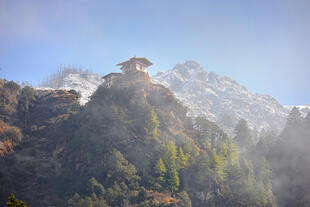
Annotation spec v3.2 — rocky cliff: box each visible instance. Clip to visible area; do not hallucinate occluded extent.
[152,61,289,136]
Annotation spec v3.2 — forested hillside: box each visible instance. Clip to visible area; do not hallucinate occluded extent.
[0,73,307,206]
[269,108,310,206]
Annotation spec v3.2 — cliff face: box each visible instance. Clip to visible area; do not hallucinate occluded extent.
[29,89,80,126]
[0,85,80,205]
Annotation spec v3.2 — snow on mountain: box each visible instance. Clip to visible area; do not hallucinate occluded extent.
[152,61,289,135]
[37,72,103,105]
[284,105,310,117]
[36,62,308,138]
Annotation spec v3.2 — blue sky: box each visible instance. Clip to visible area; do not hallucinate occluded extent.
[0,0,309,105]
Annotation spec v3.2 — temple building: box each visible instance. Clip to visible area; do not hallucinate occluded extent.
[117,56,153,73]
[102,56,152,88]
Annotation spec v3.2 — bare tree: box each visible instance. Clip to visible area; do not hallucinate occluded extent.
[39,65,93,88]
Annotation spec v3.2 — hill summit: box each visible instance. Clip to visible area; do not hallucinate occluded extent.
[0,72,276,206]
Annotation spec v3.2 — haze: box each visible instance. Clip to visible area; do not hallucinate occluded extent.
[0,0,309,105]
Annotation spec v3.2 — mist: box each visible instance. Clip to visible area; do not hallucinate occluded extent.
[1,1,310,207]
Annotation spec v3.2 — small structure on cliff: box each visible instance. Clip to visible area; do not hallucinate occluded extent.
[102,56,153,88]
[117,56,153,73]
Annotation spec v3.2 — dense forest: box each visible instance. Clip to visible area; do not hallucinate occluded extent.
[0,73,309,207]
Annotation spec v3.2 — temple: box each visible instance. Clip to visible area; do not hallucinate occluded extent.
[117,56,153,73]
[102,56,152,88]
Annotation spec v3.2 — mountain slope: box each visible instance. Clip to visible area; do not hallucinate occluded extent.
[0,76,276,207]
[269,110,310,206]
[152,61,288,135]
[38,70,102,105]
[38,63,306,136]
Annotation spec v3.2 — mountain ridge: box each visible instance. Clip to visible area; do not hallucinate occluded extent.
[36,62,309,136]
[152,61,288,135]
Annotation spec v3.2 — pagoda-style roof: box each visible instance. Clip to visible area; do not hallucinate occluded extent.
[116,57,153,67]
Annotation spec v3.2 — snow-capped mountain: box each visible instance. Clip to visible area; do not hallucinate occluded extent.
[36,62,308,137]
[37,72,103,105]
[152,61,289,135]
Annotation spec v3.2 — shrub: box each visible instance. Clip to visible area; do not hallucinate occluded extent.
[4,126,23,143]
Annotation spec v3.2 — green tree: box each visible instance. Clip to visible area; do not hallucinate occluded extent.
[218,112,234,129]
[67,192,109,207]
[137,186,148,202]
[163,141,180,193]
[105,182,129,206]
[6,194,28,207]
[105,149,140,188]
[211,149,226,181]
[146,108,160,139]
[285,106,302,129]
[193,152,212,189]
[155,158,167,183]
[226,138,239,166]
[167,168,180,194]
[258,158,271,185]
[177,191,192,207]
[234,119,253,153]
[177,147,188,168]
[4,81,21,94]
[87,177,105,197]
[194,117,230,150]
[18,86,36,125]
[183,141,193,155]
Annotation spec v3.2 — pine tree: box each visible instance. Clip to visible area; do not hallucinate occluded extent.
[6,194,28,207]
[163,141,180,193]
[146,109,160,139]
[177,147,188,168]
[218,112,234,129]
[285,107,302,128]
[87,177,105,196]
[154,158,167,183]
[305,112,310,126]
[234,119,253,153]
[227,138,239,166]
[257,157,271,186]
[211,149,226,181]
[183,141,193,155]
[177,191,192,207]
[18,86,36,125]
[167,168,180,194]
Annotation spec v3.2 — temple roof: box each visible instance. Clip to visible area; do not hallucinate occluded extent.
[102,72,122,79]
[116,57,153,67]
